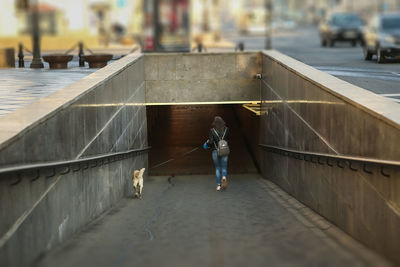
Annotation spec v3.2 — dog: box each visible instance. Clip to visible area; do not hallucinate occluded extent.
[132,168,145,199]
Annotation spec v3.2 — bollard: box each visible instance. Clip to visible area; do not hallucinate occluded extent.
[236,42,244,52]
[18,43,24,68]
[197,43,203,53]
[78,42,85,67]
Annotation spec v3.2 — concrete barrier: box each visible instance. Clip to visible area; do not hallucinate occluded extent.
[260,50,400,264]
[0,48,15,68]
[2,49,400,265]
[0,53,148,266]
[144,52,262,104]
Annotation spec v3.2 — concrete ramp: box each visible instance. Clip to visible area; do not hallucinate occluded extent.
[36,175,389,267]
[1,50,399,266]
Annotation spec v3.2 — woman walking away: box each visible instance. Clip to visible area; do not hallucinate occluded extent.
[203,116,230,191]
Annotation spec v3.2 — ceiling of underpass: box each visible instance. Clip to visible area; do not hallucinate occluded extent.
[147,104,260,176]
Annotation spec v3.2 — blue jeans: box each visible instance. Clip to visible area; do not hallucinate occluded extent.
[212,150,228,185]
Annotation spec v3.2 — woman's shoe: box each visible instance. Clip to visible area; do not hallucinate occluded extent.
[216,185,221,191]
[221,176,227,189]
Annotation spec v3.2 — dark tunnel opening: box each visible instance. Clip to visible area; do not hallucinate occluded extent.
[147,104,260,176]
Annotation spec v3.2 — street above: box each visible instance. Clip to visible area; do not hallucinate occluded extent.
[227,26,400,103]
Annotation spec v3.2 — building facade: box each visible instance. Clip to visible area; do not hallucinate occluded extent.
[0,0,142,37]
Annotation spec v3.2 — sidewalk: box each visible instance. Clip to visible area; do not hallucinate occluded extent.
[0,65,97,117]
[36,175,391,267]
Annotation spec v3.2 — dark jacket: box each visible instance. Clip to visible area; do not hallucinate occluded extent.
[207,127,230,150]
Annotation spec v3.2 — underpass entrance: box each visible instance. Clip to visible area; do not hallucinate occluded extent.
[147,104,260,176]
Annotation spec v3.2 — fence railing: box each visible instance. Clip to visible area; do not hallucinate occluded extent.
[259,144,400,177]
[18,41,96,68]
[0,146,151,185]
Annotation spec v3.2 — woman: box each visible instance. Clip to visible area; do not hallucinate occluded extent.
[203,116,230,191]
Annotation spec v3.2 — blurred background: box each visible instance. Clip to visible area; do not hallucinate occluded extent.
[0,0,399,52]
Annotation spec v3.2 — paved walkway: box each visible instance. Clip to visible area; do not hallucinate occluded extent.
[0,48,137,118]
[0,53,122,118]
[0,64,96,117]
[36,175,391,267]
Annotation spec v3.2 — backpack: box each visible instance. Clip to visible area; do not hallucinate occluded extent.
[213,128,230,157]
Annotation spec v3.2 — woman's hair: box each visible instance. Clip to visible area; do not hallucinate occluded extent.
[212,116,226,131]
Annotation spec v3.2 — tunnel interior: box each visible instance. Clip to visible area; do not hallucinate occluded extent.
[147,104,261,176]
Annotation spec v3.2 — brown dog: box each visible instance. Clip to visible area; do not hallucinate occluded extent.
[132,168,145,199]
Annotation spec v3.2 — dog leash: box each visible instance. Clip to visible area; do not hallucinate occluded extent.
[150,146,200,170]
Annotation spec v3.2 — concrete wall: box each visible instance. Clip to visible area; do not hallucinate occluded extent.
[0,53,148,266]
[260,50,400,264]
[233,105,261,171]
[144,52,262,104]
[3,49,400,265]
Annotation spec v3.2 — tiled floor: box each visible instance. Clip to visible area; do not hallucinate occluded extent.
[0,62,99,117]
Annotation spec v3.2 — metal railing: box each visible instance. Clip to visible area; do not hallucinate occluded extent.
[259,144,400,178]
[18,41,95,68]
[191,42,208,53]
[17,43,33,68]
[0,146,151,185]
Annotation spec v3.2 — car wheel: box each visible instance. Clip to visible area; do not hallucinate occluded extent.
[377,47,386,64]
[363,46,372,60]
[321,39,327,47]
[351,40,357,47]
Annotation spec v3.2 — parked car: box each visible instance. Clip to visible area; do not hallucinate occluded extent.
[319,13,363,47]
[362,13,400,63]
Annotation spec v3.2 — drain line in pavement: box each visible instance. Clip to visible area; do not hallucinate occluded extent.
[114,175,175,267]
[115,147,194,266]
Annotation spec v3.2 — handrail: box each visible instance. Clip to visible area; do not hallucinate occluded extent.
[0,147,151,183]
[259,144,399,177]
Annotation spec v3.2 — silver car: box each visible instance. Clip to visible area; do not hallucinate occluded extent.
[363,13,400,63]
